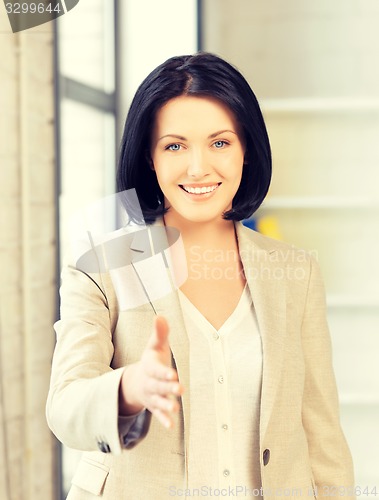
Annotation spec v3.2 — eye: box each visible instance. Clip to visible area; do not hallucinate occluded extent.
[166,143,181,151]
[213,140,228,149]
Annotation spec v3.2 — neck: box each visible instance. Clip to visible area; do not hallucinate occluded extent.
[163,212,237,248]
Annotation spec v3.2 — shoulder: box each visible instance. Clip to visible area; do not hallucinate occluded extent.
[235,222,324,303]
[236,221,314,264]
[236,224,327,313]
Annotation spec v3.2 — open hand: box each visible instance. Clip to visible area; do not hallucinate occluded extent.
[119,316,184,429]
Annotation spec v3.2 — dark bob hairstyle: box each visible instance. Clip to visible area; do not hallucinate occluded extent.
[117,52,271,224]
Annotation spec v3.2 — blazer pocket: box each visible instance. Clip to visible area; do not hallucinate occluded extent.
[71,457,110,496]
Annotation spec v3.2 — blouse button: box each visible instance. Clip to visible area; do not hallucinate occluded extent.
[223,469,230,477]
[218,375,224,384]
[222,424,228,430]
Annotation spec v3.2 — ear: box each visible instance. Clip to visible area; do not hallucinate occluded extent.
[145,150,155,171]
[242,141,249,166]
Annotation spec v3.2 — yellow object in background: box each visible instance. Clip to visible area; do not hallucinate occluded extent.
[256,215,283,241]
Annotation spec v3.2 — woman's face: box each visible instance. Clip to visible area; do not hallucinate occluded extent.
[150,95,246,225]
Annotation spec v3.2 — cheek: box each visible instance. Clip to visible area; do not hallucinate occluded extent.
[153,162,174,191]
[221,153,244,181]
[154,154,183,182]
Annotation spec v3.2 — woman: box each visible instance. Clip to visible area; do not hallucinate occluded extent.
[46,53,355,499]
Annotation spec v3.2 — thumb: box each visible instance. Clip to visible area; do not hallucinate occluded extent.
[148,315,170,350]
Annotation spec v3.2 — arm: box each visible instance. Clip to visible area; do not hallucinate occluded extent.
[46,263,149,455]
[46,263,183,454]
[301,256,355,498]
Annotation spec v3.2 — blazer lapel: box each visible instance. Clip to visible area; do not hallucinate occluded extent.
[236,223,287,441]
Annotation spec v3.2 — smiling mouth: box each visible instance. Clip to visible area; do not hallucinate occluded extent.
[179,183,221,195]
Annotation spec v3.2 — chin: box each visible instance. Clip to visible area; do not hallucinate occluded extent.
[167,205,231,225]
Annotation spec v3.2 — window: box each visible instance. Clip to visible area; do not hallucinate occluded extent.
[55,1,117,496]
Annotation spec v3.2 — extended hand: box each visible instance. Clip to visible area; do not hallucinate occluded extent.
[119,316,184,429]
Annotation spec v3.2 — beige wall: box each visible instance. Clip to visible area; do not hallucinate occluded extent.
[203,0,379,98]
[0,8,57,500]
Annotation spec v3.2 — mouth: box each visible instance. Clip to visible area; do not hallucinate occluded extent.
[179,183,221,195]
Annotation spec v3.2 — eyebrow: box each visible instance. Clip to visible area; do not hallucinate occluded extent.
[158,129,237,142]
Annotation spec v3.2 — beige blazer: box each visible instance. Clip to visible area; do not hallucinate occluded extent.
[46,221,355,499]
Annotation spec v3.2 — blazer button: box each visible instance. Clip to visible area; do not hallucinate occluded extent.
[263,448,270,466]
[97,441,111,453]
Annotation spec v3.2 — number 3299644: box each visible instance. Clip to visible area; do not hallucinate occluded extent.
[5,3,61,15]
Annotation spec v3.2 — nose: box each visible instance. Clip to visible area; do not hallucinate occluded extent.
[186,148,208,178]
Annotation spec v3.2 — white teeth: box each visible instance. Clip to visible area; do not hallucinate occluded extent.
[182,184,219,194]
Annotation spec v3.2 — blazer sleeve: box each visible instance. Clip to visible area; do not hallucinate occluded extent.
[301,256,355,498]
[46,263,151,455]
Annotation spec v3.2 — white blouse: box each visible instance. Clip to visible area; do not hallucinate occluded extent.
[178,284,263,495]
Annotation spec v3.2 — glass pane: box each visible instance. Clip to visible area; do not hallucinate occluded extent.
[58,0,115,92]
[59,98,115,496]
[59,98,115,263]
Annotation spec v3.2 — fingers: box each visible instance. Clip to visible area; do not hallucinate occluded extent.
[140,315,185,429]
[155,315,169,343]
[152,408,175,429]
[148,395,180,429]
[144,376,184,429]
[145,377,183,398]
[149,393,180,413]
[145,315,175,380]
[143,355,178,382]
[141,354,184,400]
[147,315,169,351]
